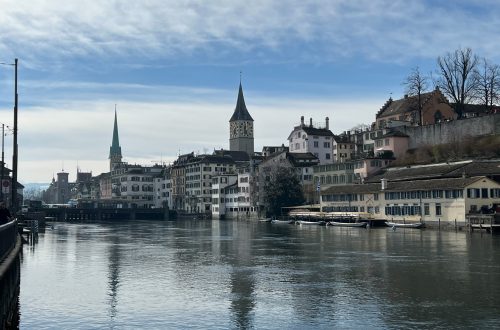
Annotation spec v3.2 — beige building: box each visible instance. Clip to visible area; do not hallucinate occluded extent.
[321,160,500,224]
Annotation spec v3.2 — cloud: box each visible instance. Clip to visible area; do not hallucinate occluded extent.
[1,1,500,66]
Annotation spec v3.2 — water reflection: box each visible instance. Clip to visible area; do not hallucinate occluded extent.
[107,233,120,321]
[18,221,500,329]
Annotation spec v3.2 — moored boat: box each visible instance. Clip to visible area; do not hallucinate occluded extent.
[327,221,368,228]
[271,219,294,225]
[385,221,425,229]
[296,220,326,226]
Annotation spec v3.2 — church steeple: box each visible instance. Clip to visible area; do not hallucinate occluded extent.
[230,83,254,122]
[229,82,254,156]
[109,108,122,170]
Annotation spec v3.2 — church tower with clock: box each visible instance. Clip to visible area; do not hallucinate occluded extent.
[229,82,254,156]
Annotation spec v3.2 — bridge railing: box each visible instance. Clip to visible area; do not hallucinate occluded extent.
[0,220,17,263]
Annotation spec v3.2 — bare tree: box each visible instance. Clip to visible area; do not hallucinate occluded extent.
[472,58,500,110]
[403,66,429,125]
[436,47,478,119]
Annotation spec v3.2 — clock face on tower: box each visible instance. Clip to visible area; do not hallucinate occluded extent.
[230,121,253,138]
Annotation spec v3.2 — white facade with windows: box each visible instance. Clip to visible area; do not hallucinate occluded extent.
[321,176,500,224]
[287,116,334,165]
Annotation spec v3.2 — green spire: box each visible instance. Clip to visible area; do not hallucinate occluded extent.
[109,109,122,159]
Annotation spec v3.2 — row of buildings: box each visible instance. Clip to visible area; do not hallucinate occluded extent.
[42,83,500,223]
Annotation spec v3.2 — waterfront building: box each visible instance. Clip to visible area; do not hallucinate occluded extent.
[288,116,334,164]
[98,172,112,200]
[184,154,236,214]
[211,173,238,219]
[320,160,500,224]
[171,152,193,211]
[229,82,254,156]
[111,163,164,208]
[153,166,172,209]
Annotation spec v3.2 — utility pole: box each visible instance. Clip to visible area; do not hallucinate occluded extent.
[12,58,18,213]
[1,123,4,201]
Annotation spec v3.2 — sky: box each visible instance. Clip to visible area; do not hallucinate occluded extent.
[0,0,499,183]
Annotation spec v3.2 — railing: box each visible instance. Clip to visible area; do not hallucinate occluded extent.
[0,219,17,263]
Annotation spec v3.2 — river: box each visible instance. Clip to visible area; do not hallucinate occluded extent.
[18,220,500,329]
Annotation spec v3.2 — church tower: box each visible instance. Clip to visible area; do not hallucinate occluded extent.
[229,82,254,156]
[109,109,122,171]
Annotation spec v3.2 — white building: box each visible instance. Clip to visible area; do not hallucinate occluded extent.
[288,116,334,165]
[111,164,164,208]
[153,166,172,209]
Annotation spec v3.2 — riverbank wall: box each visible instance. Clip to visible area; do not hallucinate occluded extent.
[0,221,22,329]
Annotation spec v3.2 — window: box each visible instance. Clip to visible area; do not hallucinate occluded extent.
[295,143,300,150]
[326,153,331,160]
[385,138,390,146]
[491,189,500,198]
[467,188,481,198]
[324,142,330,148]
[424,203,430,215]
[435,203,442,216]
[481,188,488,198]
[314,141,319,148]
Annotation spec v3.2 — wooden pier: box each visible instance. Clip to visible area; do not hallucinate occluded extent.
[466,214,500,233]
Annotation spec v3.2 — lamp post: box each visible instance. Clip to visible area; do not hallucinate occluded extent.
[0,59,18,212]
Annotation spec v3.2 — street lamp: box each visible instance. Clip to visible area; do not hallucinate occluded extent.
[0,59,18,212]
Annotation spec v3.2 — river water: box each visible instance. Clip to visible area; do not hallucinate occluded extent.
[18,220,500,329]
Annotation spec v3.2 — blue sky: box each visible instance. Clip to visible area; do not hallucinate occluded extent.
[0,0,499,183]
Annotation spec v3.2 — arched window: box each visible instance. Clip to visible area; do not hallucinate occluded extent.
[434,110,443,124]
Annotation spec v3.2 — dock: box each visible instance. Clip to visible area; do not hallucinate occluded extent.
[466,214,500,233]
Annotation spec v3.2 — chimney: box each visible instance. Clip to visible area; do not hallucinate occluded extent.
[300,116,304,126]
[325,117,329,130]
[309,118,313,127]
[381,178,387,190]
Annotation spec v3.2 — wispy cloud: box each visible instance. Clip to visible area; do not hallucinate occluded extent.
[1,1,500,66]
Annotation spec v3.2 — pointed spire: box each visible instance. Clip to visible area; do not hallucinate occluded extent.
[229,82,254,122]
[109,106,122,160]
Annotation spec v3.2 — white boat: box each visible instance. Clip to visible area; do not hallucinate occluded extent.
[327,221,368,228]
[271,219,294,225]
[385,221,425,229]
[296,220,326,226]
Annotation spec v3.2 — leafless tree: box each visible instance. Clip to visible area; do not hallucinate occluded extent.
[403,66,429,125]
[472,58,500,110]
[436,47,478,119]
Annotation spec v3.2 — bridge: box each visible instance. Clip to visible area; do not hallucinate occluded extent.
[0,220,21,328]
[42,207,173,221]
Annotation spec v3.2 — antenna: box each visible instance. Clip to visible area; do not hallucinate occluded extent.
[240,70,242,84]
